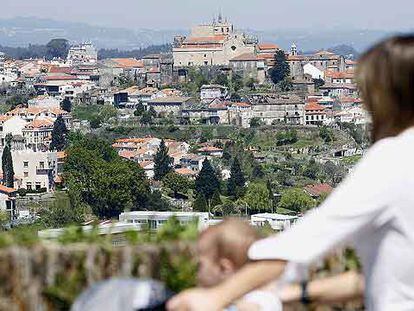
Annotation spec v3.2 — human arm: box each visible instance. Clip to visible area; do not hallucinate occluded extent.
[279,271,364,305]
[167,260,286,311]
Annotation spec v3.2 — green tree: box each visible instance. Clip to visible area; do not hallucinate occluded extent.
[50,115,68,151]
[227,157,245,198]
[195,159,220,204]
[278,188,315,213]
[213,73,229,87]
[38,193,86,228]
[64,135,150,219]
[303,158,320,180]
[61,98,72,112]
[163,172,191,198]
[313,78,325,90]
[319,126,334,143]
[140,111,153,126]
[134,102,145,116]
[211,190,222,208]
[269,50,290,85]
[249,117,263,128]
[193,193,208,212]
[278,77,293,91]
[154,140,173,180]
[2,134,14,188]
[243,182,272,213]
[46,38,69,60]
[252,164,265,180]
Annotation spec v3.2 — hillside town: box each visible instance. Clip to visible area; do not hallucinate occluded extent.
[0,16,370,234]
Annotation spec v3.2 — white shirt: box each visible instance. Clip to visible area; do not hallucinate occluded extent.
[243,290,282,311]
[249,128,414,311]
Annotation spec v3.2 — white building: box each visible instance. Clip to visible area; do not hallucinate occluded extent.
[9,150,58,192]
[28,95,61,109]
[200,84,228,103]
[0,185,17,220]
[250,213,299,231]
[67,43,98,65]
[119,211,210,231]
[303,63,324,80]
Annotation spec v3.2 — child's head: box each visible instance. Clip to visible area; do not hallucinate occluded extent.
[197,218,260,287]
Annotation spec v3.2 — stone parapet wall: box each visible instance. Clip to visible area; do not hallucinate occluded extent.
[0,242,196,311]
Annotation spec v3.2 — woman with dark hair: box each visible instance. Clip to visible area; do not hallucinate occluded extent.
[168,35,414,311]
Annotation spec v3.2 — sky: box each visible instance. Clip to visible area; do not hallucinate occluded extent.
[1,0,413,31]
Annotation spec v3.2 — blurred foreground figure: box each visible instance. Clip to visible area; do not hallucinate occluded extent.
[71,278,172,311]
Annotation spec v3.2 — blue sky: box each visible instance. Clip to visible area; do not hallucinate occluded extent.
[1,0,413,31]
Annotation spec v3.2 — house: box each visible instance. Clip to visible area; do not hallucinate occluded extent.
[7,150,59,192]
[28,95,61,109]
[0,185,17,221]
[175,167,198,179]
[197,146,223,157]
[67,43,98,65]
[200,84,228,103]
[139,161,155,179]
[325,71,355,84]
[304,183,333,198]
[319,83,358,98]
[305,102,327,125]
[248,93,305,125]
[250,213,299,231]
[179,154,205,172]
[22,118,54,151]
[303,63,324,80]
[147,96,192,116]
[119,211,209,231]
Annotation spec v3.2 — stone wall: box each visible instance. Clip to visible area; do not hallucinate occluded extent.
[0,242,196,311]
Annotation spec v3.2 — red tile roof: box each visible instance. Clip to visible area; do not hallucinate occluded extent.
[257,43,279,50]
[305,102,325,111]
[175,168,198,176]
[304,183,333,197]
[111,58,144,68]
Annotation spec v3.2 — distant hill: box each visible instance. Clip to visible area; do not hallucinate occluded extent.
[328,44,360,59]
[0,17,185,50]
[0,17,407,52]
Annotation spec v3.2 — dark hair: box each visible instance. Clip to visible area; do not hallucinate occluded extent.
[357,35,414,142]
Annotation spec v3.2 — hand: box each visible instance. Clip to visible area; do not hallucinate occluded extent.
[167,288,222,311]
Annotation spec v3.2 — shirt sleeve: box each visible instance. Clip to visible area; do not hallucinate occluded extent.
[249,139,399,265]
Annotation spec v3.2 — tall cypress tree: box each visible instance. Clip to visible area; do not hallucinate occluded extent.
[50,115,68,151]
[195,159,220,203]
[153,139,173,180]
[227,157,245,198]
[269,50,290,85]
[2,134,14,188]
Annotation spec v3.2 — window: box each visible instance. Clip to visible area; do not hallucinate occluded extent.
[231,46,237,51]
[24,172,28,178]
[39,162,44,169]
[23,161,28,168]
[26,182,32,190]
